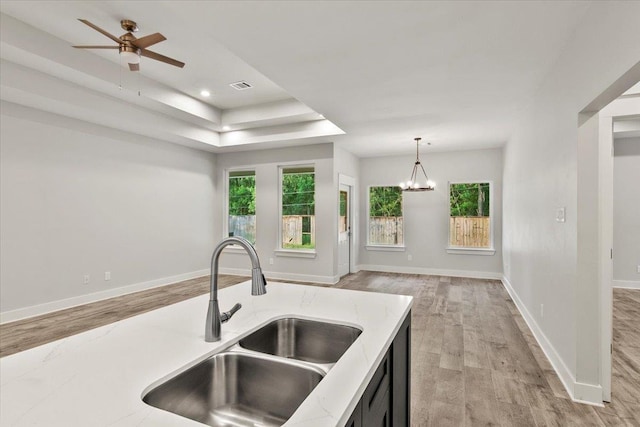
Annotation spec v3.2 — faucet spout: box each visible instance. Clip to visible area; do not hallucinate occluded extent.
[205,237,267,342]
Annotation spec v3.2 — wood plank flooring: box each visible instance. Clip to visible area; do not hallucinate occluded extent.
[1,272,638,426]
[610,288,640,424]
[0,274,246,358]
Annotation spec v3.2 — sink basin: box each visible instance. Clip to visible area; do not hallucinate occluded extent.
[143,352,324,427]
[239,318,362,364]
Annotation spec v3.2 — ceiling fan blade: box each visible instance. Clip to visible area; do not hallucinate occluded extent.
[73,45,120,49]
[140,49,185,68]
[130,33,166,49]
[128,63,140,72]
[78,19,121,44]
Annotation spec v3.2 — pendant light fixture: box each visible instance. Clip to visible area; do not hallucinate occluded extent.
[399,137,435,192]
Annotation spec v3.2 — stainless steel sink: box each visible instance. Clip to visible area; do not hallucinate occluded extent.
[142,352,325,427]
[239,318,362,364]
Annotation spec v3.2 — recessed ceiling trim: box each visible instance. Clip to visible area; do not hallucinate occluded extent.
[222,98,317,128]
[1,59,220,148]
[220,119,344,147]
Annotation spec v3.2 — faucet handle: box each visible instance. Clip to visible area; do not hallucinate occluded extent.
[220,303,242,323]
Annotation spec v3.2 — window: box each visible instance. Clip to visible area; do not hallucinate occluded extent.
[449,182,492,249]
[281,166,315,250]
[368,186,404,246]
[339,190,348,234]
[227,170,256,243]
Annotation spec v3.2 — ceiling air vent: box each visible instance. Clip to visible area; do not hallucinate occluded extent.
[229,81,252,91]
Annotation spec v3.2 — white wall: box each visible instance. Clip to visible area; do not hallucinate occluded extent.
[501,1,640,404]
[613,138,640,286]
[0,103,218,320]
[215,144,336,283]
[358,148,503,278]
[334,146,360,185]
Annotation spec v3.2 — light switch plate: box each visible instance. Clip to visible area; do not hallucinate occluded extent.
[556,207,566,223]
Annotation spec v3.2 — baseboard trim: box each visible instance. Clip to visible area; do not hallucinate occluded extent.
[574,381,604,406]
[219,267,339,285]
[356,264,502,280]
[0,269,210,324]
[613,279,640,290]
[501,275,603,406]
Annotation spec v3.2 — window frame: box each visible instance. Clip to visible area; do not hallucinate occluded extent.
[224,167,257,248]
[446,180,495,255]
[276,163,317,257]
[366,185,406,251]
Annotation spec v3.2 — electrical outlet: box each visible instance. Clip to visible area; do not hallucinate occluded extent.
[540,304,544,318]
[637,265,640,274]
[408,254,413,261]
[269,258,274,265]
[83,274,90,285]
[104,271,111,281]
[555,207,566,223]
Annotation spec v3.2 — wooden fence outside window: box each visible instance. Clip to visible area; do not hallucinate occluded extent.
[449,216,490,248]
[228,215,256,242]
[368,216,404,245]
[282,215,316,247]
[231,215,489,248]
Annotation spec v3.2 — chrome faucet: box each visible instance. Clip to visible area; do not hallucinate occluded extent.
[205,236,267,342]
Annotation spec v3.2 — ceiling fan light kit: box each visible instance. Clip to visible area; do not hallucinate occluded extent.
[119,46,140,64]
[399,137,436,192]
[72,18,184,72]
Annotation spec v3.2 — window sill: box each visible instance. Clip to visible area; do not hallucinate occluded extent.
[222,245,257,254]
[446,247,496,256]
[366,245,406,252]
[274,249,317,259]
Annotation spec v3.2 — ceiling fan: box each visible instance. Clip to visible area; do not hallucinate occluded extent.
[72,19,185,71]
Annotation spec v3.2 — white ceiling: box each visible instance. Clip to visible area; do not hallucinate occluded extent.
[1,1,602,157]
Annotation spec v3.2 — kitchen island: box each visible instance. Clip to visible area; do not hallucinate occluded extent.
[0,281,412,426]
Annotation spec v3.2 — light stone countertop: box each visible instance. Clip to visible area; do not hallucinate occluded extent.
[0,281,413,426]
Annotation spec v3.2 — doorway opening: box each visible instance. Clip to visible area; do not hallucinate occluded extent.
[578,72,639,405]
[610,112,640,409]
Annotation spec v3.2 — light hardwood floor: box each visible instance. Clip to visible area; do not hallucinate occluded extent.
[0,275,247,358]
[1,272,638,426]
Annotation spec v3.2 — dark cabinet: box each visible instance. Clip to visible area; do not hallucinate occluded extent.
[392,309,411,426]
[345,311,411,427]
[363,351,391,426]
[344,400,362,427]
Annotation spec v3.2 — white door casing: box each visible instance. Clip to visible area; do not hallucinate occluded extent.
[598,96,640,402]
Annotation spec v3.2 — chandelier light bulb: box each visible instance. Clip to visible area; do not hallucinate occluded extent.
[427,180,435,189]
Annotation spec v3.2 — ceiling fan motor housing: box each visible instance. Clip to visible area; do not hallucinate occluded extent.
[120,19,138,32]
[119,45,141,58]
